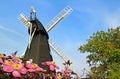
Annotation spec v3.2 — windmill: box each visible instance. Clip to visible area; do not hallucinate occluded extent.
[18,6,73,68]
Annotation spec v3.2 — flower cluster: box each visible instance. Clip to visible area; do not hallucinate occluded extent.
[0,53,80,79]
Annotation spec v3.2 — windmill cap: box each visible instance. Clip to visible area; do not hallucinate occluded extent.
[31,6,36,13]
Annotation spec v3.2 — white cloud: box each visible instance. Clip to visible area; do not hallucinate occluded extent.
[0,25,25,38]
[0,25,27,56]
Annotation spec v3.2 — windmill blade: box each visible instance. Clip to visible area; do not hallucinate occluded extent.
[46,6,73,32]
[48,39,68,62]
[28,28,36,49]
[18,13,36,49]
[18,13,32,28]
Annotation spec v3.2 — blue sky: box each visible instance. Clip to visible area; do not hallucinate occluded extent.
[0,0,120,77]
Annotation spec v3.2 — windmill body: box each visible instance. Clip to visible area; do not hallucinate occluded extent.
[24,18,53,68]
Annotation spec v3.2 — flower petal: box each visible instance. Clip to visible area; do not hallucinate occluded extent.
[36,67,46,72]
[3,65,13,72]
[28,69,35,72]
[50,65,55,71]
[20,67,27,74]
[12,71,21,78]
[0,58,3,63]
[26,63,32,69]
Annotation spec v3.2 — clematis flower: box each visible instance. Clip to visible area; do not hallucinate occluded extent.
[26,63,45,72]
[3,60,14,72]
[4,60,12,65]
[11,63,27,78]
[3,61,27,78]
[42,61,59,71]
[13,63,27,74]
[50,61,59,71]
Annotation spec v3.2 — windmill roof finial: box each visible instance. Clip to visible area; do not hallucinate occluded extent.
[30,6,36,20]
[31,6,36,13]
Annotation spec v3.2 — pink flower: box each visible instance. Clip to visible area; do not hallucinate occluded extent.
[3,61,27,78]
[26,63,45,72]
[3,65,14,72]
[49,64,59,71]
[3,60,14,72]
[26,63,35,72]
[42,61,59,71]
[13,63,27,74]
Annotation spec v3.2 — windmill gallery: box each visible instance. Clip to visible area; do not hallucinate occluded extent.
[19,6,73,69]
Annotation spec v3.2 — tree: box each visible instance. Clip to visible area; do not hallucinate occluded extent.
[79,27,120,79]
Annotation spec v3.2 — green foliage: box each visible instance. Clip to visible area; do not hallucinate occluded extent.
[79,27,120,79]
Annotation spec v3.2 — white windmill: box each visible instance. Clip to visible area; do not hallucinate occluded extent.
[18,6,73,65]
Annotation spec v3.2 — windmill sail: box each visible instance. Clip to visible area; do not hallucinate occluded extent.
[18,13,33,49]
[18,13,32,28]
[49,39,68,62]
[46,6,73,32]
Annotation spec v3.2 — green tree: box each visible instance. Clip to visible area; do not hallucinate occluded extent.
[79,27,120,79]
